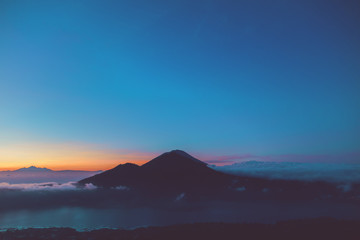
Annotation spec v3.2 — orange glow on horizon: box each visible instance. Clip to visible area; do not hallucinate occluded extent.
[0,142,157,171]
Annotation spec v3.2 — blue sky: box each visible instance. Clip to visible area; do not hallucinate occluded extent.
[0,0,359,168]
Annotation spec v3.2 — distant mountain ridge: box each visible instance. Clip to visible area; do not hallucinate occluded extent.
[14,166,53,172]
[4,166,102,173]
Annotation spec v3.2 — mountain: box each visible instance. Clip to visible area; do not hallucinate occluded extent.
[79,150,360,201]
[79,150,233,193]
[14,166,53,172]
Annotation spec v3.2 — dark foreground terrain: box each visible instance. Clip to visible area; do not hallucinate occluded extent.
[1,218,359,240]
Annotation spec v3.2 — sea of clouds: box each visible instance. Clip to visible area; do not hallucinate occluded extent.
[211,161,360,183]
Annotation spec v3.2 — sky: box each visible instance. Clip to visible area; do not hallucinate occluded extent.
[0,0,359,170]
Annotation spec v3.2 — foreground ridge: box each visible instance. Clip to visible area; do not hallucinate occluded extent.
[2,218,359,240]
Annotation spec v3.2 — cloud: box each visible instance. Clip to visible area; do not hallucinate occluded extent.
[175,192,186,201]
[211,161,360,183]
[0,182,97,191]
[236,187,246,192]
[84,183,98,190]
[202,154,261,166]
[337,184,352,192]
[204,152,360,165]
[114,186,130,191]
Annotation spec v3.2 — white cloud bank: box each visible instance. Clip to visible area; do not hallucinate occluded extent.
[0,182,97,191]
[211,161,360,183]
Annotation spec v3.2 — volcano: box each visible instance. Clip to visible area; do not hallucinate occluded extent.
[78,150,233,193]
[78,150,360,201]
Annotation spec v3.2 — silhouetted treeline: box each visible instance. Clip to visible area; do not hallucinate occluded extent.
[1,218,359,240]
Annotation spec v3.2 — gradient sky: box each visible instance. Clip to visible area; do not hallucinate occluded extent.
[0,0,359,170]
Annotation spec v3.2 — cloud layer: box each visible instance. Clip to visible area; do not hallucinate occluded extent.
[0,182,97,191]
[0,171,101,184]
[204,152,360,165]
[211,161,360,183]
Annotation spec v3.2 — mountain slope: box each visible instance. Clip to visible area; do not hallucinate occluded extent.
[79,163,141,187]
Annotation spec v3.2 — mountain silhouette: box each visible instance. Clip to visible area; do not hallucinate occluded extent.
[79,150,233,194]
[14,166,53,172]
[78,150,360,201]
